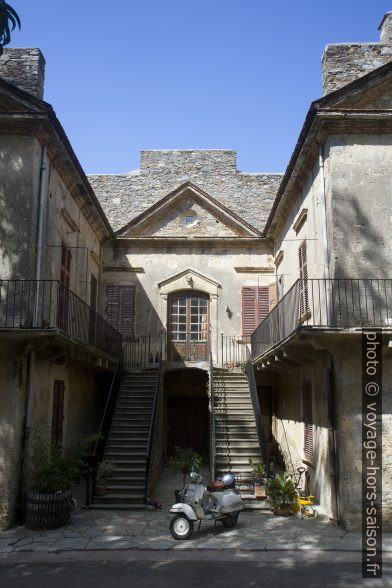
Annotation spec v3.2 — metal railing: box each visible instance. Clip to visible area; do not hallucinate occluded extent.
[208,337,216,482]
[86,363,122,506]
[251,278,392,360]
[123,334,166,372]
[0,279,122,359]
[219,334,249,369]
[244,356,270,477]
[145,337,164,503]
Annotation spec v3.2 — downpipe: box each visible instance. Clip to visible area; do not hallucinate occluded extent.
[318,144,332,325]
[23,144,48,453]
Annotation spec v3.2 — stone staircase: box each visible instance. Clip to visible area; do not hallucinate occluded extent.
[213,367,267,509]
[93,367,159,509]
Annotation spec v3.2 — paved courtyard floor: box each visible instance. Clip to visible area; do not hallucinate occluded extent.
[1,505,391,553]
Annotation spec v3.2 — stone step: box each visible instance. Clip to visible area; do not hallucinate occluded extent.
[94,494,145,504]
[104,485,145,493]
[109,476,146,485]
[106,444,148,452]
[90,503,146,510]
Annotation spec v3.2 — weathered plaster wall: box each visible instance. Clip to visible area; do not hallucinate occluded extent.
[102,240,274,361]
[270,358,334,519]
[331,345,392,531]
[322,13,392,95]
[327,135,392,279]
[0,135,41,279]
[89,150,283,233]
[274,157,328,295]
[42,165,102,302]
[0,349,26,529]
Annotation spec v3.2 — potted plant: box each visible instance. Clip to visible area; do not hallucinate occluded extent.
[26,428,100,530]
[265,471,296,516]
[170,447,202,501]
[94,461,115,496]
[248,458,267,500]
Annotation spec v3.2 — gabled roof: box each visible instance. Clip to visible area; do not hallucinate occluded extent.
[264,60,392,237]
[115,181,263,237]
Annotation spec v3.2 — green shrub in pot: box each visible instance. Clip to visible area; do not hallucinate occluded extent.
[265,471,296,515]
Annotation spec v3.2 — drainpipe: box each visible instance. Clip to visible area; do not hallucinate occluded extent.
[318,144,332,324]
[25,143,48,437]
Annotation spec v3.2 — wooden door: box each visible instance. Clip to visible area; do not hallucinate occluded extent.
[168,292,209,361]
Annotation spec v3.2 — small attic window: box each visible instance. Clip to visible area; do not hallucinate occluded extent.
[181,210,198,227]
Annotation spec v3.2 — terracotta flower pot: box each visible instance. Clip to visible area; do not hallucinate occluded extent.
[254,484,267,500]
[95,487,106,497]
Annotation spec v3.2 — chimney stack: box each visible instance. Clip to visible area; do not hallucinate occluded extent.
[0,48,45,99]
[379,12,392,45]
[322,13,392,95]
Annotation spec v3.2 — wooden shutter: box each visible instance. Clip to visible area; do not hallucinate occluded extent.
[60,242,72,287]
[303,381,313,462]
[298,240,309,317]
[242,286,270,337]
[58,242,72,330]
[52,380,65,446]
[105,285,135,337]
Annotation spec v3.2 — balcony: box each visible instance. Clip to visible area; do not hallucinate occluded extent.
[0,279,122,361]
[251,279,392,363]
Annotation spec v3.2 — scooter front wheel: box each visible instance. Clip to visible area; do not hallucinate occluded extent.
[170,514,194,540]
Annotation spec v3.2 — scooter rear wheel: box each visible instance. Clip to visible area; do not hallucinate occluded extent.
[170,515,194,540]
[222,513,239,528]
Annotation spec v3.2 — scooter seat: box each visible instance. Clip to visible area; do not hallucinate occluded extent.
[207,480,225,492]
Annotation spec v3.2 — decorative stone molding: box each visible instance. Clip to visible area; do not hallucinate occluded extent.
[293,209,308,234]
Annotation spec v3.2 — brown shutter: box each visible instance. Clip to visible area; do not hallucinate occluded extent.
[298,240,309,317]
[242,286,270,337]
[303,381,313,462]
[105,285,135,337]
[52,380,65,446]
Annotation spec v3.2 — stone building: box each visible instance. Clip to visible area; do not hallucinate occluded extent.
[0,12,392,530]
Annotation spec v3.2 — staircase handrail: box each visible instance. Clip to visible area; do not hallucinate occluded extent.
[85,361,122,506]
[244,353,270,477]
[208,335,216,481]
[145,331,164,503]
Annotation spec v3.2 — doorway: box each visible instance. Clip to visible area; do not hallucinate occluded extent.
[164,368,210,460]
[168,291,209,361]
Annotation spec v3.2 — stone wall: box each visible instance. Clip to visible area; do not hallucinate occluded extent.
[0,48,45,99]
[89,150,283,233]
[322,13,392,95]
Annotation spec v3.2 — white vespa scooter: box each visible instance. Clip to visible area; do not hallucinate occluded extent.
[169,471,244,540]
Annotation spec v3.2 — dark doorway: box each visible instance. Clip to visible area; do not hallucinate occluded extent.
[164,368,209,460]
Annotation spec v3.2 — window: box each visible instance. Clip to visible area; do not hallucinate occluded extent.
[302,381,314,463]
[181,210,198,227]
[105,285,135,337]
[241,286,270,337]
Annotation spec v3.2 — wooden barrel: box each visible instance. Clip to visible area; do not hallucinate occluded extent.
[26,490,72,530]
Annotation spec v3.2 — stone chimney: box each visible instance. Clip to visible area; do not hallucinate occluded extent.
[379,12,392,45]
[322,13,392,95]
[0,48,45,99]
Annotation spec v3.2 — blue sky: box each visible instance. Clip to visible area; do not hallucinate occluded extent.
[9,1,392,174]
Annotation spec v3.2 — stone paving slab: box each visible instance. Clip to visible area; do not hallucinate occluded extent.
[1,507,391,553]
